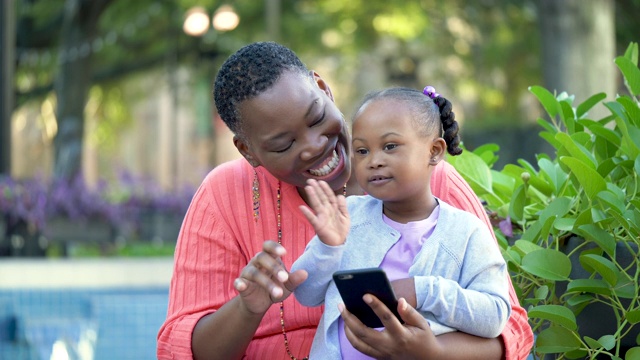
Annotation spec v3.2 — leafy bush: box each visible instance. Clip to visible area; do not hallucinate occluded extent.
[450,42,640,359]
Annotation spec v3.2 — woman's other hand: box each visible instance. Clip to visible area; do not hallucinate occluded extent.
[341,295,443,360]
[234,240,308,315]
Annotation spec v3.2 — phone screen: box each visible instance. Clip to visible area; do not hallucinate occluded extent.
[333,268,403,328]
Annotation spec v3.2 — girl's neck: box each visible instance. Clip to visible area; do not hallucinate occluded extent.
[382,194,438,224]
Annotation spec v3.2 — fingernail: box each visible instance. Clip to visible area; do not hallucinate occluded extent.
[272,287,283,298]
[277,270,289,282]
[363,294,372,304]
[338,303,344,313]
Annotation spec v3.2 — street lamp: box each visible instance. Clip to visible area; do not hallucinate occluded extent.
[183,5,239,37]
[183,7,210,37]
[212,5,239,32]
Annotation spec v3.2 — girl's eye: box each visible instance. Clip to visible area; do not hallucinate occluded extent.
[384,143,398,151]
[355,148,368,155]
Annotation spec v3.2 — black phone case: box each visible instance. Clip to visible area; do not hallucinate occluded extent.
[333,268,403,328]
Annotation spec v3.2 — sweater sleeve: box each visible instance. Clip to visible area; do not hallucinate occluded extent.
[157,166,250,360]
[291,237,345,307]
[414,224,511,338]
[432,161,533,358]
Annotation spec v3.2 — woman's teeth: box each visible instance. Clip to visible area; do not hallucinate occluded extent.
[308,150,339,176]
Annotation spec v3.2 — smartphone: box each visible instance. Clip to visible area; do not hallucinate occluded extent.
[333,268,404,328]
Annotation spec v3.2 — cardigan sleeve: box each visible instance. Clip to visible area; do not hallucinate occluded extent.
[413,221,511,338]
[291,237,345,307]
[431,161,533,359]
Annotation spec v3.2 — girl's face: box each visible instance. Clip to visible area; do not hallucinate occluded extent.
[234,71,351,194]
[352,98,444,206]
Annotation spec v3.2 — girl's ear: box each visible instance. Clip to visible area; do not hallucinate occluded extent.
[233,135,260,168]
[311,70,334,101]
[429,138,447,166]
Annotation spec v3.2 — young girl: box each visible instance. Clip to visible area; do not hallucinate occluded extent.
[292,86,511,359]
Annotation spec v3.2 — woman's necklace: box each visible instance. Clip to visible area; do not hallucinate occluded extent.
[276,181,346,360]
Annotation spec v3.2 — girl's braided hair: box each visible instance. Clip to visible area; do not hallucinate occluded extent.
[213,42,310,135]
[354,87,463,156]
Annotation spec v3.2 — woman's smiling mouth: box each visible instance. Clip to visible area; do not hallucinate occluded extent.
[308,150,340,177]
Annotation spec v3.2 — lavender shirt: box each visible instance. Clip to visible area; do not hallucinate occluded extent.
[338,205,440,359]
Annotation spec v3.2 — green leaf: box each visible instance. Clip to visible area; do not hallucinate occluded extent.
[618,96,640,127]
[636,155,640,176]
[513,239,543,255]
[627,309,640,324]
[556,133,596,169]
[530,86,560,119]
[614,273,637,299]
[615,56,640,96]
[450,150,494,196]
[581,120,621,146]
[623,42,638,64]
[538,158,567,194]
[521,248,571,281]
[509,184,526,222]
[584,336,602,350]
[534,285,549,300]
[560,157,607,200]
[528,305,577,330]
[574,224,616,258]
[566,294,593,307]
[598,335,616,351]
[579,254,620,286]
[597,190,626,216]
[539,197,573,221]
[554,217,576,231]
[536,326,581,354]
[537,117,558,135]
[566,278,612,296]
[626,347,640,360]
[561,101,577,131]
[576,93,607,118]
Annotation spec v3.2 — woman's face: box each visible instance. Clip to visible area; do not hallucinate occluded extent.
[235,71,351,193]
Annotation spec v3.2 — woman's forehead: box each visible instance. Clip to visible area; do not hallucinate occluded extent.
[239,72,318,122]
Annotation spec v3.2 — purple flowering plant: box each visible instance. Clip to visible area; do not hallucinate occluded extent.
[0,172,195,238]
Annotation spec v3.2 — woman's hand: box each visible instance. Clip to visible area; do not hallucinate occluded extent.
[299,179,350,246]
[233,240,308,315]
[341,295,444,360]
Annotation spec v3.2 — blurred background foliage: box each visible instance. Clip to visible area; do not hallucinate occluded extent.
[2,0,640,255]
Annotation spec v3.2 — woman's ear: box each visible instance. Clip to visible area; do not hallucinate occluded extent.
[311,70,334,101]
[429,138,447,165]
[233,135,260,168]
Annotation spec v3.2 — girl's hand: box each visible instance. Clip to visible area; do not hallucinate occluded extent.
[341,295,444,360]
[299,179,350,246]
[233,240,308,315]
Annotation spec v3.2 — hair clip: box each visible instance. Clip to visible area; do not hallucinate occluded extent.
[422,85,440,99]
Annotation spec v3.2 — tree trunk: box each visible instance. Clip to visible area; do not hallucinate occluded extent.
[537,0,616,119]
[0,0,15,176]
[53,0,110,181]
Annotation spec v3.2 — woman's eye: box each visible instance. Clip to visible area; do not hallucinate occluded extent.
[275,142,293,153]
[312,109,326,126]
[355,148,368,155]
[384,144,398,151]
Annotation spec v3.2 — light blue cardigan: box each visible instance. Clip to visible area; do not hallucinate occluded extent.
[291,195,511,359]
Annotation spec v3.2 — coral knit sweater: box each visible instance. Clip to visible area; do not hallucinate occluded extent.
[157,159,533,360]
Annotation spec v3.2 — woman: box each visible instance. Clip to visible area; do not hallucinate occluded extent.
[157,41,533,360]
